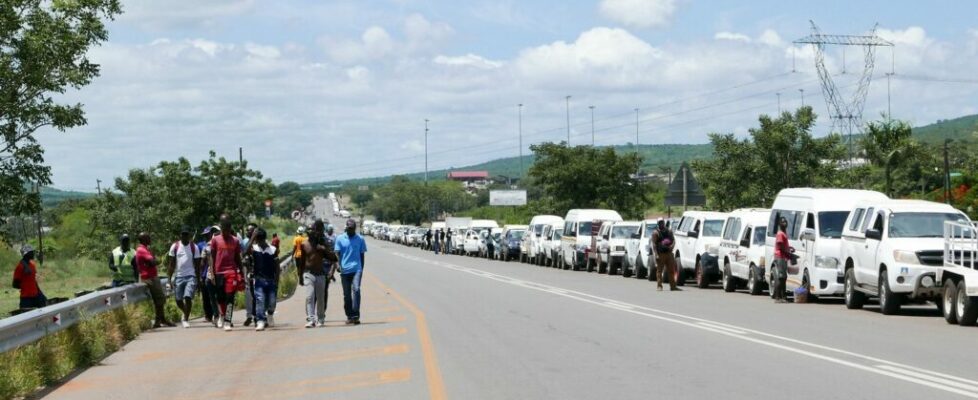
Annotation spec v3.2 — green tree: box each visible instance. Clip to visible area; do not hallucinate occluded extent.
[860,117,914,197]
[0,0,121,228]
[694,107,846,209]
[528,142,651,218]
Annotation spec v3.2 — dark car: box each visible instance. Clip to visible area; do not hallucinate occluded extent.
[500,227,528,261]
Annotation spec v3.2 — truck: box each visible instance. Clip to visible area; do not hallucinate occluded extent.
[446,217,473,255]
[939,220,978,326]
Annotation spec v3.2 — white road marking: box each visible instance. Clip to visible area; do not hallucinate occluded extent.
[391,250,978,399]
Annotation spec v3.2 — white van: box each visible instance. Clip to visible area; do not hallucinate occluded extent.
[625,219,658,280]
[718,208,771,295]
[523,215,563,264]
[764,188,889,298]
[560,209,623,270]
[841,199,969,314]
[674,211,729,288]
[598,221,641,276]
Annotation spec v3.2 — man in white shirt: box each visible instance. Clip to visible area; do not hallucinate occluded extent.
[168,226,203,328]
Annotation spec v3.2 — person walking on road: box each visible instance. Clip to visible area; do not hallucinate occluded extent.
[241,223,258,327]
[197,226,218,324]
[135,233,174,328]
[290,226,307,266]
[249,228,286,331]
[209,215,244,331]
[335,218,367,325]
[12,245,46,309]
[773,216,793,303]
[109,234,137,287]
[271,233,281,257]
[445,228,453,255]
[167,227,203,328]
[298,220,329,328]
[433,229,441,255]
[652,219,678,291]
[424,229,432,251]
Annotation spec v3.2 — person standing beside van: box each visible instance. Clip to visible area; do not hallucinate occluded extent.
[773,216,792,303]
[652,219,678,291]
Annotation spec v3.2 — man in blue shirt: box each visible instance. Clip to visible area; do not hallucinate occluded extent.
[334,218,367,325]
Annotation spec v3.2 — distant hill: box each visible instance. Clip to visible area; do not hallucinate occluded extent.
[302,143,714,188]
[40,187,94,207]
[911,114,978,144]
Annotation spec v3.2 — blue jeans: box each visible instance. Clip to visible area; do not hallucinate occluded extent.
[341,269,363,321]
[254,277,278,322]
[433,242,440,254]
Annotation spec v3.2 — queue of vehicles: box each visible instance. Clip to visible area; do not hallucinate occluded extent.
[364,187,978,329]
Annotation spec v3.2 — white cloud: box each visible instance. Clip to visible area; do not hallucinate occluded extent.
[715,32,751,42]
[433,54,503,69]
[599,0,676,29]
[757,29,784,47]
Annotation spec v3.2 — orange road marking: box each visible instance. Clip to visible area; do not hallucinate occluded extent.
[367,272,448,400]
[190,368,412,399]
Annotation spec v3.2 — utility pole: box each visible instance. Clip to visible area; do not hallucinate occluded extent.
[34,182,43,266]
[96,179,102,195]
[424,119,429,185]
[634,108,640,146]
[776,92,782,113]
[238,147,243,164]
[589,105,595,146]
[518,104,524,179]
[799,88,805,107]
[886,72,893,118]
[565,95,571,146]
[944,139,952,204]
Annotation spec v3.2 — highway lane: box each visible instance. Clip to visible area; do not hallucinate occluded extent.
[365,236,978,399]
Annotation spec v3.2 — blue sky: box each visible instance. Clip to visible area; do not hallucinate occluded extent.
[40,0,978,190]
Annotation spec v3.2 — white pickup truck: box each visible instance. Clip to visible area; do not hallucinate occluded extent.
[624,219,658,280]
[940,219,978,326]
[841,200,968,315]
[718,208,770,295]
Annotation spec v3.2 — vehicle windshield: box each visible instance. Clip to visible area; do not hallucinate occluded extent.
[611,225,640,239]
[578,222,593,235]
[889,212,967,238]
[702,220,725,237]
[752,227,766,245]
[533,224,544,235]
[644,224,656,238]
[508,230,526,240]
[553,229,563,239]
[817,211,850,238]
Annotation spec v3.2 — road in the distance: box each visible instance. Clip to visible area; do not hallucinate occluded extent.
[364,235,978,399]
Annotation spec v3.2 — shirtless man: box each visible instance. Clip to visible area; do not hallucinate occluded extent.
[297,220,328,328]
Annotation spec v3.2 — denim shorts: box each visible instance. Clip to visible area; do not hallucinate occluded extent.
[174,275,197,299]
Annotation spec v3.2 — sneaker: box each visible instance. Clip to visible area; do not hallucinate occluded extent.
[345,319,354,325]
[256,321,266,331]
[181,320,190,329]
[305,321,316,328]
[224,324,232,332]
[318,320,326,327]
[353,319,361,325]
[216,318,225,329]
[243,317,253,327]
[267,315,275,327]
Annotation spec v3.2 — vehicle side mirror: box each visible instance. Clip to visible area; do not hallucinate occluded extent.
[865,229,882,241]
[632,233,640,239]
[740,238,750,247]
[687,231,699,239]
[799,228,816,241]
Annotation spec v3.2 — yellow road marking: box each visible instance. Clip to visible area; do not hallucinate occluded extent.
[191,368,412,399]
[367,272,448,400]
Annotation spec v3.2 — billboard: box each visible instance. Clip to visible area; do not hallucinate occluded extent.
[490,190,527,206]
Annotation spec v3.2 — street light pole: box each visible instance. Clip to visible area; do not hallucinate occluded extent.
[634,108,640,146]
[424,119,429,185]
[589,105,595,146]
[518,104,524,180]
[565,95,571,146]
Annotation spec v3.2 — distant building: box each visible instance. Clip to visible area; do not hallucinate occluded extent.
[447,171,491,190]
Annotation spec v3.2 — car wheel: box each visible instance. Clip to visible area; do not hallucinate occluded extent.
[636,256,645,279]
[879,270,901,315]
[695,260,708,289]
[942,279,958,324]
[622,258,633,278]
[722,263,736,293]
[956,281,978,326]
[844,268,865,310]
[747,266,760,296]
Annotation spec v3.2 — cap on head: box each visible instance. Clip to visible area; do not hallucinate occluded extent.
[326,224,334,233]
[297,226,306,234]
[201,226,213,235]
[119,234,130,243]
[20,244,34,257]
[180,226,191,234]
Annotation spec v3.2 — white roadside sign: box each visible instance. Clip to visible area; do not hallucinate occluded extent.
[490,190,527,206]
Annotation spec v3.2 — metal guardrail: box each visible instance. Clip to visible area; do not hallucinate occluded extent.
[0,256,295,354]
[0,282,151,353]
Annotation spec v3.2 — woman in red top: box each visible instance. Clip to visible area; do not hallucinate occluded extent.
[773,217,793,303]
[12,245,46,309]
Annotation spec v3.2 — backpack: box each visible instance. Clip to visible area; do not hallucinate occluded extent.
[172,241,197,258]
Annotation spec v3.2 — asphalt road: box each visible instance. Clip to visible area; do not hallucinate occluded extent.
[43,199,978,399]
